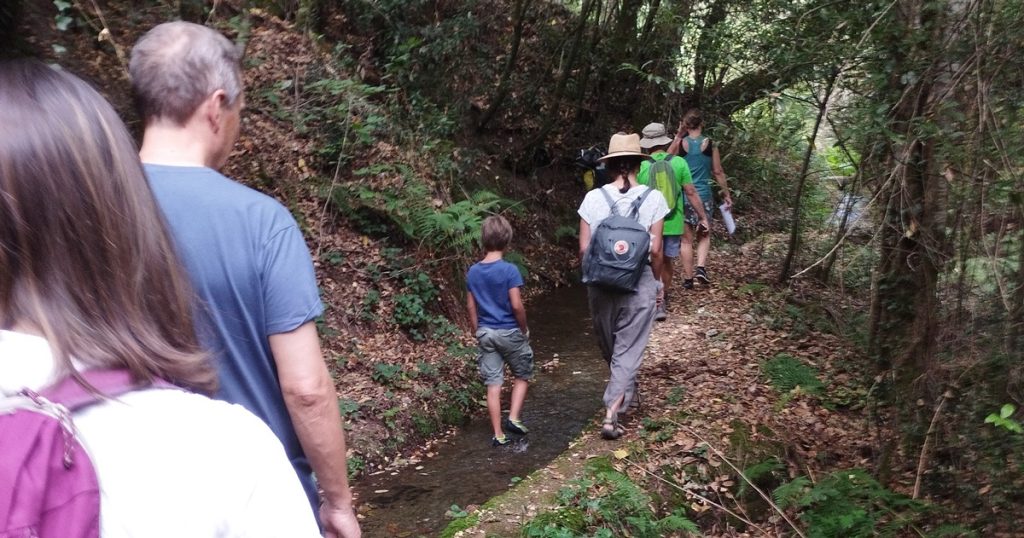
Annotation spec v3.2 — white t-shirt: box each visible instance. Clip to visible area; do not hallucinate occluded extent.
[0,330,320,538]
[577,184,670,230]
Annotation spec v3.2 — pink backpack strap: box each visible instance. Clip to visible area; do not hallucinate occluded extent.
[35,369,180,411]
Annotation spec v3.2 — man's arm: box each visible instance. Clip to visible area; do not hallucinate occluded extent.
[269,323,361,538]
[508,287,529,335]
[711,147,732,208]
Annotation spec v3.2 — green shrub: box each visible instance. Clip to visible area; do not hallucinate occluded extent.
[411,412,438,436]
[371,362,404,386]
[337,398,362,419]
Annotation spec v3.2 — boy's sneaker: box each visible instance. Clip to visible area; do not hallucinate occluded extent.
[695,266,711,284]
[492,434,511,447]
[683,279,694,290]
[504,417,529,435]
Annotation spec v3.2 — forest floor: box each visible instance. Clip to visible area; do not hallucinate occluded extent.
[446,235,882,537]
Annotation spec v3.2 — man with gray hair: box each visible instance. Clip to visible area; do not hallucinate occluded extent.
[131,22,360,538]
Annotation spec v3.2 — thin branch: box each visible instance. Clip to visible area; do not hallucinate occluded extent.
[912,390,950,499]
[665,420,808,538]
[620,456,774,536]
[74,0,129,77]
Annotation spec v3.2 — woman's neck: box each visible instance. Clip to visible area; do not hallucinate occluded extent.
[687,128,703,138]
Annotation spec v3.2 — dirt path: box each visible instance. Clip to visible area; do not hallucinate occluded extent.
[446,237,874,537]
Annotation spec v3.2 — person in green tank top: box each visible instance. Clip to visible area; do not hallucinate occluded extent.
[667,109,733,288]
[637,122,708,321]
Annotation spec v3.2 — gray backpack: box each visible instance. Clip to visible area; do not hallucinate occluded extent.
[582,187,654,293]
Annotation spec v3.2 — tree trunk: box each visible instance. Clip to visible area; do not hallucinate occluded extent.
[779,68,838,282]
[476,0,532,131]
[691,0,728,103]
[521,0,597,152]
[870,0,964,480]
[0,0,21,56]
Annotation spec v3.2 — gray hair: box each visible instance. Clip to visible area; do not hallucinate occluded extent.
[129,21,243,125]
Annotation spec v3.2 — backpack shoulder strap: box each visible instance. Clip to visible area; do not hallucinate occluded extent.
[628,187,654,220]
[40,369,178,411]
[597,186,621,217]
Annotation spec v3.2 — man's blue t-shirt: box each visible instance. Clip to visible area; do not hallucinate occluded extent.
[466,260,524,329]
[146,164,323,517]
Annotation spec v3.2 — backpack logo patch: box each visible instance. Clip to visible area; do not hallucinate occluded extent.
[581,187,654,293]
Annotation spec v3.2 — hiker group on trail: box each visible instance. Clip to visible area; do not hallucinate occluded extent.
[0,16,735,538]
[576,121,731,441]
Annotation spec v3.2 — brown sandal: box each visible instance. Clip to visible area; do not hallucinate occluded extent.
[601,418,624,440]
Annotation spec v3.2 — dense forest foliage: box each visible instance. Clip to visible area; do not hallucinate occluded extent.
[3,0,1022,534]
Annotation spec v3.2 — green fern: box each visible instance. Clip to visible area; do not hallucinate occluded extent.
[773,470,926,538]
[762,353,824,395]
[522,458,698,537]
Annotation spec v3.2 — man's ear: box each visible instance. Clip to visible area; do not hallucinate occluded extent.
[204,89,230,134]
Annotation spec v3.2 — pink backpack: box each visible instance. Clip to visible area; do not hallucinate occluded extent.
[0,370,172,538]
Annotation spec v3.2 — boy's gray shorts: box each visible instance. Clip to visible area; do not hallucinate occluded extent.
[475,327,534,385]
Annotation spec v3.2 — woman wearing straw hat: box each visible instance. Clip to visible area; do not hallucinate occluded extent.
[577,132,669,440]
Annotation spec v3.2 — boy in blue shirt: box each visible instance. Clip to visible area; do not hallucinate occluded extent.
[466,216,534,446]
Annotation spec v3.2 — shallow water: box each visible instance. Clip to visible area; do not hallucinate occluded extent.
[356,285,607,537]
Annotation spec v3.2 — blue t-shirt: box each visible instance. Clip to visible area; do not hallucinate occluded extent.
[146,164,323,517]
[466,260,524,329]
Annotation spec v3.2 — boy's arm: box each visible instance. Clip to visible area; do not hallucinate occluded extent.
[508,286,529,336]
[466,291,479,332]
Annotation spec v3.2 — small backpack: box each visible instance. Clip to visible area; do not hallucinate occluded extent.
[648,156,681,212]
[0,370,172,538]
[582,187,654,293]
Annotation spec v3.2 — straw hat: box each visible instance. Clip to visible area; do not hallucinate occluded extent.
[598,132,647,161]
[639,122,673,148]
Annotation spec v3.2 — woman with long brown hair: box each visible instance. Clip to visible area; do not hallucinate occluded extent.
[0,60,319,536]
[577,132,669,439]
[671,108,733,287]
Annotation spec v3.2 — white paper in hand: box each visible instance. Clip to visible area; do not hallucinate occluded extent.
[719,203,736,235]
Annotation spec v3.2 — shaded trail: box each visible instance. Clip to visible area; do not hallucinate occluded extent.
[356,285,608,537]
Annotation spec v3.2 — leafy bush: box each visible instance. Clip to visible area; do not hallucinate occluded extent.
[371,362,404,386]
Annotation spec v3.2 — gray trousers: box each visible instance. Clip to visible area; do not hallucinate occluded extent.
[587,265,658,418]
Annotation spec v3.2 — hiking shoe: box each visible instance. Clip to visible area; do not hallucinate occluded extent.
[504,417,529,435]
[654,302,667,322]
[695,266,710,284]
[492,435,511,447]
[683,279,694,290]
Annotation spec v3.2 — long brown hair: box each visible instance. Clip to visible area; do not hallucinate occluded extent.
[0,60,215,394]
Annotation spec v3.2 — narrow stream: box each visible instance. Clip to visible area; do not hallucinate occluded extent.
[356,285,606,537]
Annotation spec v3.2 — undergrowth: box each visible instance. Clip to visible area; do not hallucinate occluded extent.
[521,458,698,537]
[773,469,927,537]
